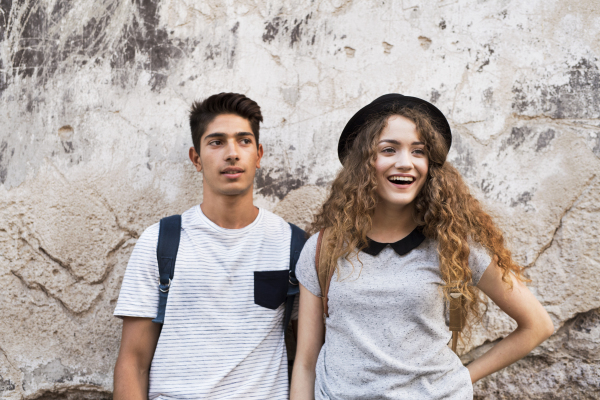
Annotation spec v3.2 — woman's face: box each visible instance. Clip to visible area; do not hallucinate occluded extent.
[374,115,429,210]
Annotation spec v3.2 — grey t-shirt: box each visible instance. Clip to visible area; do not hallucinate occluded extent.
[295,233,491,400]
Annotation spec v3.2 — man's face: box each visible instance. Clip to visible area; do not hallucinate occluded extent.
[189,114,263,197]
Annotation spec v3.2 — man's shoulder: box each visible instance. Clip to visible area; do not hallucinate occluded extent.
[136,208,193,246]
[138,221,161,244]
[260,209,293,232]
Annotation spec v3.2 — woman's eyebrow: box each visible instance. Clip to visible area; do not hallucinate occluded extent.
[378,139,425,145]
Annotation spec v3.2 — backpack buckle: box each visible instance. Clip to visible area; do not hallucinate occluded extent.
[159,278,171,293]
[289,270,298,286]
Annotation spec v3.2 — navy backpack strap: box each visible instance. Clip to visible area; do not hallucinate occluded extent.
[284,223,307,329]
[152,215,182,324]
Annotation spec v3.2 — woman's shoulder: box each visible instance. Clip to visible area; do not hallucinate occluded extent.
[296,231,323,296]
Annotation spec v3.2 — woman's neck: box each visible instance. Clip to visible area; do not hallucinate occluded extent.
[368,201,418,243]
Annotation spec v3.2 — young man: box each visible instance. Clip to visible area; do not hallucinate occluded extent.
[113,93,301,399]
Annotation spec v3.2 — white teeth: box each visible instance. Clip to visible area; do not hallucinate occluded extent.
[389,176,414,182]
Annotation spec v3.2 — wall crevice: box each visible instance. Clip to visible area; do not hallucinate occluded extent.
[524,174,597,269]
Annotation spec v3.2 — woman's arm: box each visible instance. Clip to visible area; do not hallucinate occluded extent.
[290,284,326,400]
[467,259,555,383]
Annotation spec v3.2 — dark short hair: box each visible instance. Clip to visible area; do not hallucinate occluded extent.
[189,93,263,153]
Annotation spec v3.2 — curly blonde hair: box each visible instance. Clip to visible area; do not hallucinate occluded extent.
[309,104,526,340]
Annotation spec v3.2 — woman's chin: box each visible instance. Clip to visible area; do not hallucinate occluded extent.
[378,195,417,209]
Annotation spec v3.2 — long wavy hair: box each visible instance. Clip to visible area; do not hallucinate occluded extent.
[309,104,526,340]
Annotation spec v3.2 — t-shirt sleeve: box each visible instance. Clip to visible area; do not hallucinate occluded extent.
[114,223,160,319]
[469,241,492,285]
[295,233,322,297]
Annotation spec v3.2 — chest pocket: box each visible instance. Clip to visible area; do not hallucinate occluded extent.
[254,270,288,310]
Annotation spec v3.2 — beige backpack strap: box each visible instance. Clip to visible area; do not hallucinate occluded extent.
[449,289,465,353]
[315,228,335,321]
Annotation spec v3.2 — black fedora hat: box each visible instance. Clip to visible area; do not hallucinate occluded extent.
[337,94,452,163]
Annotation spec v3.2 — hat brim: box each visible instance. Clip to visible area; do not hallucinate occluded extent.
[338,94,452,163]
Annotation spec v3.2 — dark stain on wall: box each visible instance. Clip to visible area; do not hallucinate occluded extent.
[0,140,9,184]
[593,136,600,158]
[510,191,533,208]
[0,374,16,392]
[290,19,303,47]
[449,134,476,178]
[430,89,440,104]
[479,178,495,195]
[501,126,532,151]
[61,141,74,154]
[1,0,201,94]
[262,13,313,48]
[475,44,494,73]
[28,389,111,400]
[535,129,555,152]
[512,58,600,119]
[262,17,282,43]
[110,0,193,91]
[6,1,48,82]
[255,167,308,199]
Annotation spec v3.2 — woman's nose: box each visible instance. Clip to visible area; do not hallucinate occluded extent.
[394,150,412,170]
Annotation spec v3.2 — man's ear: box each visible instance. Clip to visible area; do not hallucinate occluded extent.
[256,143,264,169]
[189,146,202,172]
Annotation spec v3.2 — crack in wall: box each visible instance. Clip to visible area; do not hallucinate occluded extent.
[11,230,133,316]
[12,232,82,284]
[24,384,112,400]
[524,174,597,269]
[37,245,82,283]
[84,236,134,288]
[513,114,600,130]
[464,306,600,364]
[0,344,20,375]
[9,269,78,316]
[93,193,139,240]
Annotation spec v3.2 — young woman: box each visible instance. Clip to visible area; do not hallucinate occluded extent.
[290,94,554,400]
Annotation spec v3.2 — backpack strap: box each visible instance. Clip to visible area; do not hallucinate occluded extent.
[315,228,335,322]
[449,289,465,353]
[283,222,307,329]
[152,215,182,324]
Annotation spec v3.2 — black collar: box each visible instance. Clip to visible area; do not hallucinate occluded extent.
[363,227,426,256]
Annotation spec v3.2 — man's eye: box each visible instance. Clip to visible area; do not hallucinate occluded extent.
[241,139,252,144]
[209,140,221,146]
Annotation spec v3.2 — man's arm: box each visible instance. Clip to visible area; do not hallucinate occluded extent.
[113,317,161,400]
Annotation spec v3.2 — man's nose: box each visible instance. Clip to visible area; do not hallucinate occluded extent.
[225,141,240,161]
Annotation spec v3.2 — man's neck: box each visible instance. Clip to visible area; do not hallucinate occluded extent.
[368,201,417,243]
[200,188,259,230]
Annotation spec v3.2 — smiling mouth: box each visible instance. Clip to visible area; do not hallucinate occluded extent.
[388,176,415,186]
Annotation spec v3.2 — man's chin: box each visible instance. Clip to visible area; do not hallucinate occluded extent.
[217,184,253,197]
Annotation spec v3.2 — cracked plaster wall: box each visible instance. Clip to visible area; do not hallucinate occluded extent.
[1,0,599,398]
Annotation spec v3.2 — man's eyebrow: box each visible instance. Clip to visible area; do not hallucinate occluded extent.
[378,139,425,145]
[203,131,255,141]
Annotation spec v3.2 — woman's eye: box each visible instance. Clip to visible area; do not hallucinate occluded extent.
[413,148,425,155]
[381,147,395,153]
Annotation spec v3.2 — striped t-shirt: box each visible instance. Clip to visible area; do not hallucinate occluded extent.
[114,205,296,400]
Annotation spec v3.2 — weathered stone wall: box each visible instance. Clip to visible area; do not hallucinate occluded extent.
[1,0,599,398]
